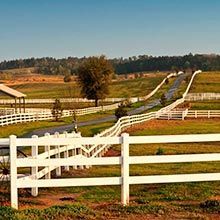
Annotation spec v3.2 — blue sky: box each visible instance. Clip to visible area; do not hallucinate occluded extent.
[0,0,220,61]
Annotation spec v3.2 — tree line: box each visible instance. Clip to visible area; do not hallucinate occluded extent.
[1,53,220,75]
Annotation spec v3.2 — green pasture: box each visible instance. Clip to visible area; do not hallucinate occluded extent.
[190,100,220,110]
[7,74,165,99]
[190,71,220,93]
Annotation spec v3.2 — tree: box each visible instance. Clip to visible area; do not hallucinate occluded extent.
[77,55,114,106]
[160,93,167,106]
[115,105,128,120]
[63,74,71,82]
[52,99,63,121]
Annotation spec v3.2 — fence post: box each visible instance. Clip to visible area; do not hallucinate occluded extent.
[31,135,38,196]
[121,133,129,206]
[63,131,69,171]
[55,132,61,176]
[71,132,77,169]
[10,135,18,209]
[208,110,210,119]
[44,132,51,179]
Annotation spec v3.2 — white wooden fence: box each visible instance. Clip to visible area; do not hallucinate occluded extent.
[187,110,220,118]
[0,103,120,126]
[185,93,220,101]
[182,70,202,98]
[0,70,200,127]
[0,108,15,115]
[8,133,220,209]
[0,71,182,105]
[158,109,220,120]
[139,71,183,101]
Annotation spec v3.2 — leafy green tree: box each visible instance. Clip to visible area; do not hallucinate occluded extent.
[77,55,114,106]
[52,99,63,121]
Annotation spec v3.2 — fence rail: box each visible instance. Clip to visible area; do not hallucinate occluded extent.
[8,133,220,209]
[157,109,220,120]
[185,93,220,101]
[187,110,220,118]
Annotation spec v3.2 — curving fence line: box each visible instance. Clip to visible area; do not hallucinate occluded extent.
[0,71,182,105]
[0,71,183,126]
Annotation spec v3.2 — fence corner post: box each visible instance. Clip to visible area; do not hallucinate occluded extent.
[10,135,18,209]
[121,132,129,206]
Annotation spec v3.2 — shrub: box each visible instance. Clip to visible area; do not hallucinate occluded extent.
[156,147,165,155]
[115,105,128,120]
[63,74,71,82]
[160,93,167,106]
[0,206,17,220]
[52,99,63,121]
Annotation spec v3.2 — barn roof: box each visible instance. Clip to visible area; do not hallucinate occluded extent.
[0,84,26,98]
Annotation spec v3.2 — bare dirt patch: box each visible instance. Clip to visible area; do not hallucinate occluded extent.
[19,191,81,210]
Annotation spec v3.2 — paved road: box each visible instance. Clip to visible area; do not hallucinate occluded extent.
[25,74,186,137]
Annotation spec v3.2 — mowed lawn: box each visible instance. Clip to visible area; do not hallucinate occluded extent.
[4,119,219,219]
[8,73,166,99]
[190,71,220,93]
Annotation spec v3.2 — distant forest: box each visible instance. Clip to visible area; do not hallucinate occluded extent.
[0,53,220,75]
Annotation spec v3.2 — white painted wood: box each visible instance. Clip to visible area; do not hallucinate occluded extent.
[17,156,121,167]
[0,138,10,146]
[17,177,121,188]
[121,133,129,205]
[7,132,220,209]
[129,154,220,164]
[10,135,18,209]
[44,133,51,179]
[63,132,69,171]
[31,135,38,196]
[54,132,61,176]
[130,173,220,184]
[16,136,121,146]
[185,93,220,101]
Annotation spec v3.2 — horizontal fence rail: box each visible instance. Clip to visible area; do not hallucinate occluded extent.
[187,110,220,118]
[8,133,220,209]
[185,93,220,101]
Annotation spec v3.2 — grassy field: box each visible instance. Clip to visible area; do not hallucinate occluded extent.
[1,119,219,219]
[190,100,220,110]
[2,73,166,99]
[190,71,220,93]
